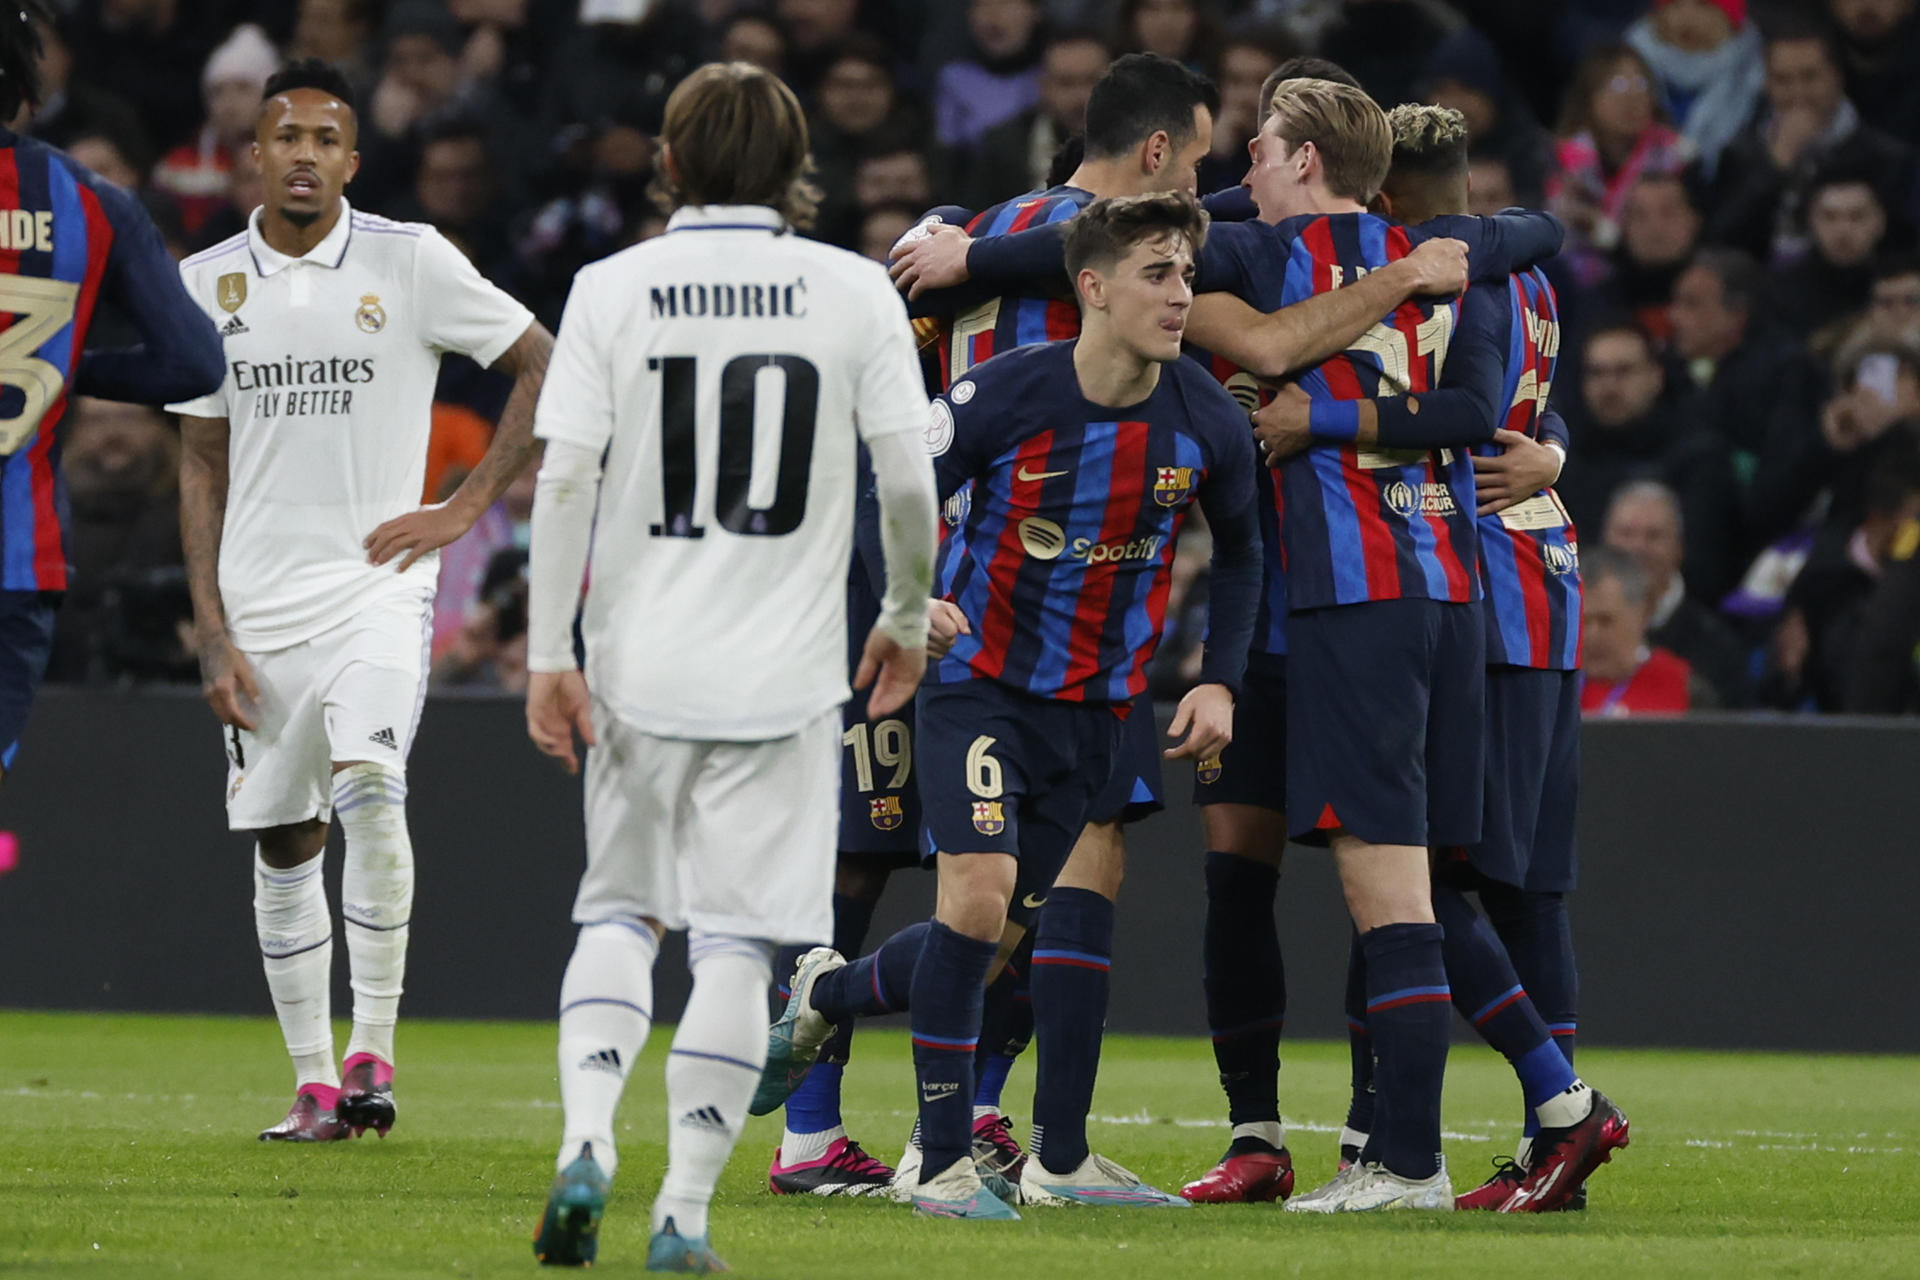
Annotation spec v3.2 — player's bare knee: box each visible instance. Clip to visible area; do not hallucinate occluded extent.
[1201,804,1288,866]
[255,819,327,869]
[1055,820,1126,899]
[934,852,1015,942]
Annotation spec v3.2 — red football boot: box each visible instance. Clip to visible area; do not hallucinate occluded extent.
[1499,1092,1629,1213]
[1180,1142,1295,1204]
[1454,1157,1528,1211]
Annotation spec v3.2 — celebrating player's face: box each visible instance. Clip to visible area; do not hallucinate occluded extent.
[254,89,360,227]
[1098,233,1196,364]
[1245,116,1308,223]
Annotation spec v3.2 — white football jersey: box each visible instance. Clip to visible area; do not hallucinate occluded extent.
[535,204,929,740]
[168,201,532,651]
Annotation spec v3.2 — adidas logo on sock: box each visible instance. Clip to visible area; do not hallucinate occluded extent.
[221,313,249,336]
[579,1048,623,1075]
[368,727,398,750]
[677,1106,728,1133]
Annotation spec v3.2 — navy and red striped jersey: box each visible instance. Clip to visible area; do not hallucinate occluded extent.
[940,186,1090,388]
[1200,208,1565,613]
[0,129,223,591]
[1478,267,1580,670]
[929,341,1259,703]
[1188,345,1286,654]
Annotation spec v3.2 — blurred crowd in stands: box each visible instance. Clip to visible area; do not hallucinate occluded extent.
[24,0,1920,714]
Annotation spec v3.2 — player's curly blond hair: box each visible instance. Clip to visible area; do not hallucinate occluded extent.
[1386,103,1472,177]
[652,61,822,230]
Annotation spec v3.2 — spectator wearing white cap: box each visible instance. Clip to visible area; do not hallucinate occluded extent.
[153,23,281,239]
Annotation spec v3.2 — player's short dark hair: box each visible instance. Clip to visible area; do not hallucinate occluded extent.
[0,2,48,120]
[1046,134,1086,188]
[1259,56,1362,128]
[1063,190,1210,280]
[1687,247,1764,314]
[1083,53,1219,162]
[263,58,358,114]
[654,61,820,229]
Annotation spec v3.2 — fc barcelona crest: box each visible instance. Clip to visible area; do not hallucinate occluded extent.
[1196,756,1222,785]
[217,272,247,313]
[1154,466,1194,507]
[870,795,904,831]
[356,293,387,333]
[971,800,1005,836]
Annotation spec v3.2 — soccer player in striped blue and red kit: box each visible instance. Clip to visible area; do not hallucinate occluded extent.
[1202,81,1626,1211]
[1245,102,1627,1212]
[757,191,1263,1220]
[0,6,224,778]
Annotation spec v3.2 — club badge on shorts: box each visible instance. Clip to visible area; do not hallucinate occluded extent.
[1196,756,1222,784]
[1154,466,1195,507]
[870,795,904,831]
[971,801,1005,836]
[356,293,387,334]
[217,272,247,312]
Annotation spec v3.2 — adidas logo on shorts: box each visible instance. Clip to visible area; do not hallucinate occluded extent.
[368,727,398,750]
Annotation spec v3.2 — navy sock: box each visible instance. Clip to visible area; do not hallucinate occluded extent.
[1343,931,1375,1136]
[1201,852,1286,1127]
[1360,922,1450,1180]
[810,921,928,1025]
[1029,887,1114,1175]
[1481,884,1578,1138]
[974,935,1032,1111]
[910,921,996,1182]
[1432,881,1576,1112]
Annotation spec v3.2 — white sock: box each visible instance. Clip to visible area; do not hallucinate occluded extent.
[652,932,774,1239]
[1534,1079,1594,1131]
[335,763,413,1066]
[254,851,336,1089]
[1232,1120,1287,1151]
[972,1105,999,1123]
[556,919,660,1178]
[779,1124,845,1165]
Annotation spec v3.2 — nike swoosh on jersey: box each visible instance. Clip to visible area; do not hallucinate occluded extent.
[1015,466,1070,482]
[1021,893,1048,909]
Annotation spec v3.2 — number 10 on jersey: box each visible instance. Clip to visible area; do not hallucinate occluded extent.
[649,353,820,539]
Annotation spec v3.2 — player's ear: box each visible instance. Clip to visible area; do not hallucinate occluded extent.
[661,142,682,189]
[1373,189,1394,218]
[1076,266,1105,311]
[1143,130,1170,177]
[345,149,360,185]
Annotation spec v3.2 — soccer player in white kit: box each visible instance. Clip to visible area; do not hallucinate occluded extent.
[522,62,939,1271]
[169,61,554,1142]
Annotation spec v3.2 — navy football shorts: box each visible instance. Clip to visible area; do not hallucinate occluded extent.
[0,591,57,775]
[1087,699,1166,825]
[1466,664,1579,893]
[1192,651,1288,813]
[917,679,1124,929]
[1286,598,1484,848]
[837,692,922,868]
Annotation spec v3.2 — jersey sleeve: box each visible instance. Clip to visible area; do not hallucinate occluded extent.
[411,226,534,366]
[1192,220,1275,299]
[855,274,932,443]
[80,180,226,409]
[1424,211,1566,283]
[1538,407,1570,451]
[1200,186,1259,223]
[1364,287,1507,448]
[1191,387,1261,692]
[532,268,614,453]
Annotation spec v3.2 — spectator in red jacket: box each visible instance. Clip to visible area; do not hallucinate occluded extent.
[1581,546,1713,715]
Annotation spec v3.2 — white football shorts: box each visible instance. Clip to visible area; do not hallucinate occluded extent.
[573,704,838,944]
[222,593,431,830]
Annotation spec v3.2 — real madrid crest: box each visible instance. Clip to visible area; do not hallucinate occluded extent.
[217,272,247,313]
[356,293,387,334]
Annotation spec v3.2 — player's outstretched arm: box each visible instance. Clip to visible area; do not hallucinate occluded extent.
[1185,237,1470,381]
[1428,209,1567,282]
[76,183,225,405]
[524,435,601,776]
[365,320,555,571]
[178,414,257,730]
[857,421,938,718]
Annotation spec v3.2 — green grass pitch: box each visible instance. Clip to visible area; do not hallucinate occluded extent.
[3,1012,1918,1278]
